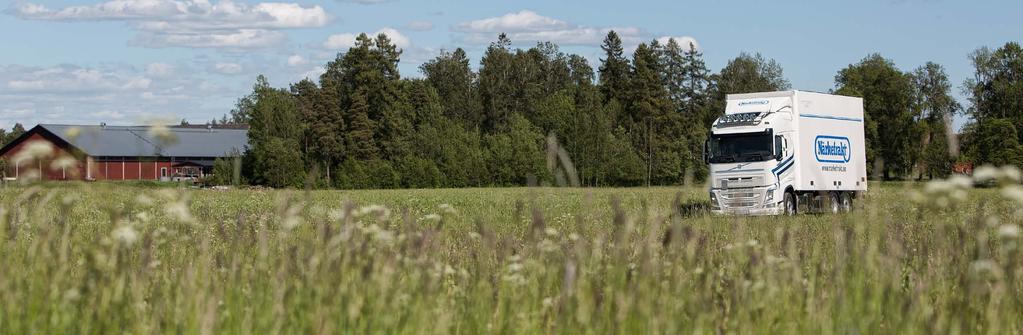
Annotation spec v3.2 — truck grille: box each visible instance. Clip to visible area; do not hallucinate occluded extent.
[718,176,765,188]
[720,190,761,208]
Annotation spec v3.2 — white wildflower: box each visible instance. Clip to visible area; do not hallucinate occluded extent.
[135,194,154,206]
[64,127,81,140]
[50,155,78,171]
[63,289,80,302]
[364,224,395,244]
[112,225,139,247]
[164,202,194,223]
[328,209,346,221]
[421,214,442,222]
[544,227,558,237]
[438,203,456,215]
[12,140,54,162]
[568,233,580,241]
[356,205,391,220]
[973,165,1000,183]
[948,175,974,189]
[1002,166,1022,183]
[542,297,554,308]
[147,124,178,145]
[282,204,303,230]
[135,211,152,223]
[969,259,999,277]
[1001,185,1023,204]
[999,224,1021,239]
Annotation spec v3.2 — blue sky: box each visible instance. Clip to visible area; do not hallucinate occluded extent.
[0,0,1019,129]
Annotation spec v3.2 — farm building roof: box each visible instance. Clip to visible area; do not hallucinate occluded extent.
[33,124,248,158]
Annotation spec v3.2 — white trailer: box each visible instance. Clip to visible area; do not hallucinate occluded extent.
[705,91,867,215]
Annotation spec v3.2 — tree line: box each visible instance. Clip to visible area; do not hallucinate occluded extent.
[213,33,1022,188]
[220,32,792,188]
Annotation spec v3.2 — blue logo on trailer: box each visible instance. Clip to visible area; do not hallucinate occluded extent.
[814,135,851,163]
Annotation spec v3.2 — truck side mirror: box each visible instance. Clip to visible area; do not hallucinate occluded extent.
[774,135,784,161]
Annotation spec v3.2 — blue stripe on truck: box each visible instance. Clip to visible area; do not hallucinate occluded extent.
[799,114,863,122]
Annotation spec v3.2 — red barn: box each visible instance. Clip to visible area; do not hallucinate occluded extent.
[0,124,248,181]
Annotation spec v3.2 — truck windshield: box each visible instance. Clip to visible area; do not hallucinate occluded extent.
[709,132,774,163]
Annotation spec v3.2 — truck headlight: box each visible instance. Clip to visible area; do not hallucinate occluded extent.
[765,188,776,203]
[709,192,720,208]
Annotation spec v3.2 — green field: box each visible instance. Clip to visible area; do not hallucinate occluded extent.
[1,180,1022,334]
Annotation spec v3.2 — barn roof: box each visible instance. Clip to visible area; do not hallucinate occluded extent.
[31,124,248,158]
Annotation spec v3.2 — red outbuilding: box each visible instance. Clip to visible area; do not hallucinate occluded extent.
[0,124,248,182]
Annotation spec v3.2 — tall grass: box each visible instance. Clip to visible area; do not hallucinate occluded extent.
[0,178,1021,333]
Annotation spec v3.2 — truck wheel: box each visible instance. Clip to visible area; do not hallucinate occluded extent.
[840,192,853,212]
[784,192,797,216]
[829,192,841,214]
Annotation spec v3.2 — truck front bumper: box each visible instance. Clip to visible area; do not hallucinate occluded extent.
[710,206,784,216]
[709,187,783,216]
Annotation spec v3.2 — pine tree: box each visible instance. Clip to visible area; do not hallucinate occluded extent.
[346,89,378,160]
[598,31,630,106]
[478,33,516,131]
[629,42,676,186]
[420,48,482,128]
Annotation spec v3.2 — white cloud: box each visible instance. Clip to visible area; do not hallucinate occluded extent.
[13,0,329,49]
[90,110,126,120]
[122,77,152,90]
[341,0,392,4]
[455,10,569,33]
[300,66,326,80]
[456,11,697,49]
[3,66,152,93]
[324,34,358,50]
[405,20,434,31]
[213,62,243,75]
[0,63,235,127]
[323,27,410,50]
[131,29,287,50]
[656,36,701,52]
[287,55,307,67]
[145,62,174,77]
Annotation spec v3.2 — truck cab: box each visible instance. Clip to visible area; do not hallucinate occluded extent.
[706,91,867,216]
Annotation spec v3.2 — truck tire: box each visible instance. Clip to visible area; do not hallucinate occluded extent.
[784,192,797,216]
[829,192,841,214]
[840,192,853,212]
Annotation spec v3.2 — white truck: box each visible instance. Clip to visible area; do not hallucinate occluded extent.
[705,91,867,215]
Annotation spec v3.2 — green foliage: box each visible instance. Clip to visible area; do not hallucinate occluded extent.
[911,62,960,179]
[835,54,918,179]
[598,31,630,105]
[2,123,25,147]
[483,114,550,185]
[209,154,243,186]
[246,75,307,188]
[420,48,482,128]
[962,42,1023,168]
[962,119,1023,167]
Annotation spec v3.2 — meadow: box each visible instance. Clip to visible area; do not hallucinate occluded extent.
[1,175,1022,334]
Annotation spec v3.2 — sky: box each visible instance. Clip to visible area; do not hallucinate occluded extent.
[0,0,1019,130]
